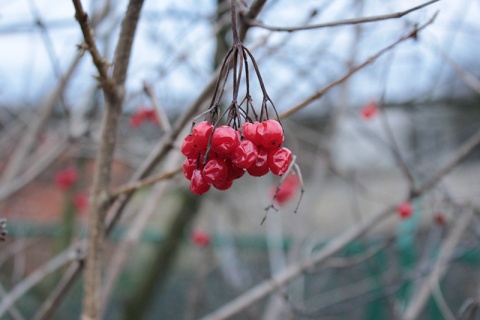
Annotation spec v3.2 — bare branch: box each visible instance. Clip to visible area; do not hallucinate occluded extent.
[143,82,172,133]
[0,243,85,318]
[403,208,473,320]
[198,124,480,320]
[72,0,145,319]
[111,165,182,198]
[248,0,439,32]
[72,0,110,83]
[279,13,438,119]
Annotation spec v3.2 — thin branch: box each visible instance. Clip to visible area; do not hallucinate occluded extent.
[111,165,182,198]
[0,242,85,318]
[0,282,25,320]
[73,0,145,319]
[248,0,439,32]
[0,52,82,188]
[279,13,438,119]
[143,82,172,133]
[33,261,84,320]
[0,138,69,203]
[403,208,473,320]
[198,125,480,320]
[72,0,110,84]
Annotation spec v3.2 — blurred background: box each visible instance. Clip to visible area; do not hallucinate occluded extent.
[1,0,480,319]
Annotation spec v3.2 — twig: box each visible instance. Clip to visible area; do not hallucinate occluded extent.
[198,123,480,319]
[143,82,172,133]
[33,261,84,320]
[72,0,145,319]
[279,13,438,119]
[0,282,25,320]
[72,0,111,84]
[403,207,473,320]
[0,138,69,203]
[0,52,82,187]
[247,0,439,32]
[111,165,182,198]
[0,242,85,318]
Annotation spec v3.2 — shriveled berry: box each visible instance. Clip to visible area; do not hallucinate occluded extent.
[242,122,260,146]
[268,147,292,176]
[256,120,284,150]
[202,158,228,185]
[247,148,269,177]
[232,140,258,169]
[190,169,210,195]
[182,158,197,180]
[181,135,197,158]
[211,126,239,156]
[213,178,233,191]
[226,159,246,180]
[192,121,213,150]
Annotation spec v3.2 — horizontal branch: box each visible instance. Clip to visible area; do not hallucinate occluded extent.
[111,166,182,198]
[248,0,439,32]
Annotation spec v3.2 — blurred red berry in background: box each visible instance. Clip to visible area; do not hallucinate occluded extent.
[129,106,159,128]
[434,213,447,226]
[361,101,378,119]
[73,192,89,212]
[397,202,413,219]
[271,174,299,207]
[55,167,78,190]
[192,230,210,247]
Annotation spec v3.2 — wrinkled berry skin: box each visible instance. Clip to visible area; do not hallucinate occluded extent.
[192,121,213,150]
[182,158,197,180]
[256,120,284,150]
[268,147,292,176]
[247,148,269,177]
[202,159,228,185]
[211,126,239,156]
[190,169,210,195]
[232,140,258,169]
[242,122,261,146]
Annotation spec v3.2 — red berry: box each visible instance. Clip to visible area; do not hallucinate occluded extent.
[55,167,78,190]
[226,160,246,180]
[242,122,260,146]
[268,147,292,176]
[232,140,258,169]
[181,135,197,158]
[434,214,446,226]
[213,178,233,191]
[256,120,284,150]
[202,159,228,185]
[397,202,412,219]
[247,148,269,177]
[361,101,378,119]
[73,192,89,212]
[192,230,210,247]
[182,158,197,180]
[211,126,239,156]
[192,121,213,150]
[271,174,299,206]
[190,169,210,195]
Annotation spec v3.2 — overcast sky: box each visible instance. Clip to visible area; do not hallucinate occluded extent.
[0,0,478,113]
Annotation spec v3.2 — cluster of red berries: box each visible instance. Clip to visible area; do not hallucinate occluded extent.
[182,119,293,195]
[129,107,159,128]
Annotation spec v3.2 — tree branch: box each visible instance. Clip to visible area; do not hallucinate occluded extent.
[279,13,438,119]
[72,1,145,319]
[248,0,439,32]
[403,208,473,320]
